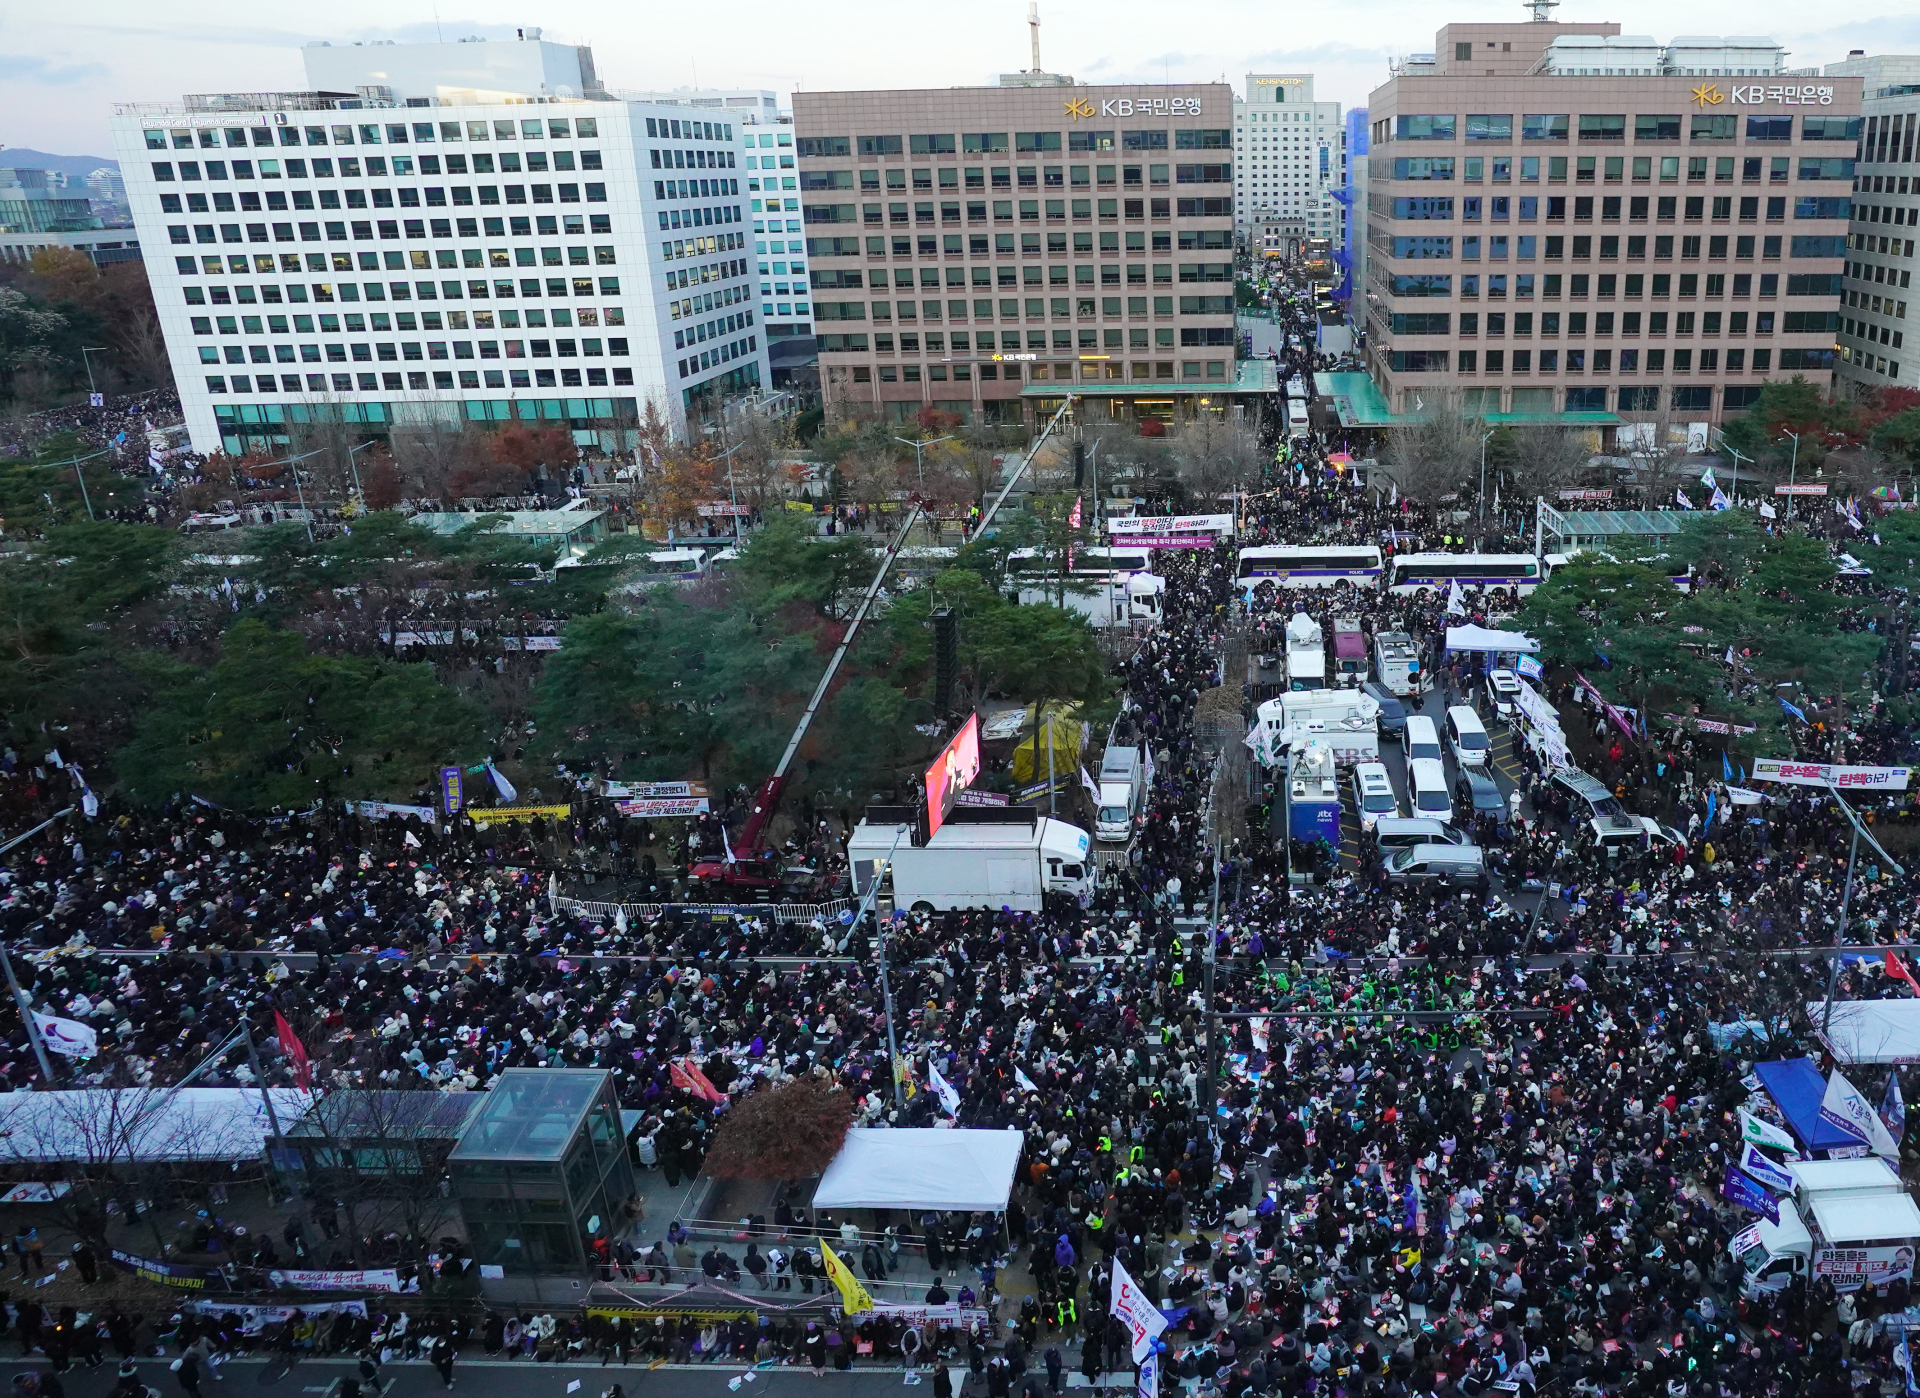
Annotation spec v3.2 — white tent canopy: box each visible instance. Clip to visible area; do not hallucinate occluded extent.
[812,1128,1023,1213]
[1807,999,1920,1065]
[0,1088,313,1164]
[1444,625,1541,654]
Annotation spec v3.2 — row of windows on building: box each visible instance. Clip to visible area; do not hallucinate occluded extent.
[813,296,1235,320]
[1385,346,1832,373]
[1374,231,1848,260]
[1381,195,1851,222]
[795,130,1232,159]
[155,189,616,220]
[186,299,624,329]
[829,358,1234,384]
[177,272,622,301]
[1841,346,1901,378]
[204,365,635,394]
[801,231,1235,259]
[1849,258,1915,291]
[149,153,601,181]
[802,166,1233,194]
[1380,114,1859,144]
[1382,156,1852,183]
[146,116,608,152]
[1846,317,1904,352]
[197,335,628,364]
[1380,269,1832,298]
[1383,307,1827,334]
[676,334,756,380]
[1860,113,1918,164]
[816,326,1233,352]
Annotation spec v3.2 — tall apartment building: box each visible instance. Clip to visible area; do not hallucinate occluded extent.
[110,34,767,458]
[1359,21,1860,429]
[1823,53,1920,389]
[794,80,1271,428]
[1232,75,1344,254]
[1336,108,1369,313]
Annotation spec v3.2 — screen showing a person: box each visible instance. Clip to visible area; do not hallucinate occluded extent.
[925,713,981,837]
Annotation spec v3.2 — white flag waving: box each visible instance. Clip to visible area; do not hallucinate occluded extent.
[31,1012,97,1059]
[1110,1256,1168,1362]
[1014,1065,1039,1095]
[1446,580,1466,617]
[927,1059,961,1117]
[1821,1067,1902,1160]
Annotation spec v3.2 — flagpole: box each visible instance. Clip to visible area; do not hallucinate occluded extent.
[0,945,55,1086]
[242,1012,290,1200]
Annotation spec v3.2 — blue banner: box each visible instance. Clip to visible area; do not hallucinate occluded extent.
[1738,1142,1797,1195]
[1721,1162,1780,1223]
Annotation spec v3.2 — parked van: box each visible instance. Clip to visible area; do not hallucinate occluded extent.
[1371,817,1466,853]
[1402,714,1442,766]
[1408,758,1453,823]
[1351,762,1399,833]
[1384,842,1487,891]
[1445,705,1490,768]
[1094,745,1148,843]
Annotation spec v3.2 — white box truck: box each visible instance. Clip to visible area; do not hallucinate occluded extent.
[847,812,1093,913]
[1094,745,1148,843]
[1250,689,1383,766]
[1737,1157,1920,1297]
[1373,631,1421,696]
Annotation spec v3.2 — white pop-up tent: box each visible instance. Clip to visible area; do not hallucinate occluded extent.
[1444,625,1541,654]
[1806,999,1920,1065]
[811,1128,1023,1213]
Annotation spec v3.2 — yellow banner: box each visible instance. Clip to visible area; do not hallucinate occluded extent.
[818,1241,874,1316]
[467,804,572,826]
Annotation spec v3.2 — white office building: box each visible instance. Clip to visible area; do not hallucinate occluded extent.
[1232,74,1344,253]
[109,34,767,457]
[1825,52,1920,389]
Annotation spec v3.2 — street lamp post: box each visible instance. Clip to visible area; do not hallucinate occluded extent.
[711,441,746,544]
[891,434,956,496]
[79,347,108,400]
[52,447,113,522]
[273,447,329,543]
[1478,429,1496,532]
[346,439,376,509]
[849,823,913,1108]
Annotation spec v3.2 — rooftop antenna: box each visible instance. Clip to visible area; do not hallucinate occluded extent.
[1028,1,1042,73]
[1524,0,1559,19]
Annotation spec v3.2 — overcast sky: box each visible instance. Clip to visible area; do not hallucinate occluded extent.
[5,0,1920,158]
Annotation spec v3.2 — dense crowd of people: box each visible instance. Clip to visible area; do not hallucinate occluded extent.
[3,273,1919,1398]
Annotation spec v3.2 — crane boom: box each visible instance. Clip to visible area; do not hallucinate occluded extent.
[730,503,925,856]
[971,394,1076,542]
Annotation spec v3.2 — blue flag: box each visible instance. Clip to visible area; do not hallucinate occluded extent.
[1721,1162,1780,1223]
[1883,1072,1907,1146]
[1723,751,1734,782]
[1780,696,1809,723]
[1706,792,1717,831]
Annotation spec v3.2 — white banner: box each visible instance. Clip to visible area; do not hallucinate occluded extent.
[869,1304,991,1327]
[615,798,710,817]
[603,780,711,799]
[190,1300,368,1328]
[1816,1246,1916,1293]
[1107,514,1235,537]
[1729,1223,1765,1258]
[1752,758,1911,792]
[346,801,437,822]
[1110,1257,1168,1363]
[31,1013,96,1059]
[267,1268,403,1293]
[0,1183,70,1205]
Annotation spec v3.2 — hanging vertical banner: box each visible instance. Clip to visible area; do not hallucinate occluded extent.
[439,767,464,815]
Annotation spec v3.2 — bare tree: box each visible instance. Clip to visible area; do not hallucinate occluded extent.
[1497,425,1599,506]
[286,1088,466,1263]
[1167,412,1266,503]
[390,422,487,505]
[1378,393,1489,506]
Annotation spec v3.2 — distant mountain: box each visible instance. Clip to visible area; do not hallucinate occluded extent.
[0,148,121,178]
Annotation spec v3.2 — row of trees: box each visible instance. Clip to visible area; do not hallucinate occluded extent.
[0,249,170,412]
[1520,507,1913,751]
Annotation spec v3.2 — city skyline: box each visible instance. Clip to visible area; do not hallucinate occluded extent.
[6,0,1920,156]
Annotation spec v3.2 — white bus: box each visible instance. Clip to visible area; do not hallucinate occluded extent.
[1235,545,1384,597]
[1013,546,1156,627]
[1286,397,1311,436]
[1386,552,1547,596]
[623,547,711,586]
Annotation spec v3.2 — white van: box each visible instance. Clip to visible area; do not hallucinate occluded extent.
[1408,757,1453,824]
[1445,705,1490,768]
[1351,762,1399,833]
[1402,714,1442,766]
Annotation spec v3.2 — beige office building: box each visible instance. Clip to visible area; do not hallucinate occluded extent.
[1354,21,1861,430]
[792,81,1276,427]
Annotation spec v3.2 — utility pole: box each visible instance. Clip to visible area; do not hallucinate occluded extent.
[241,1013,289,1198]
[79,347,107,400]
[53,448,112,523]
